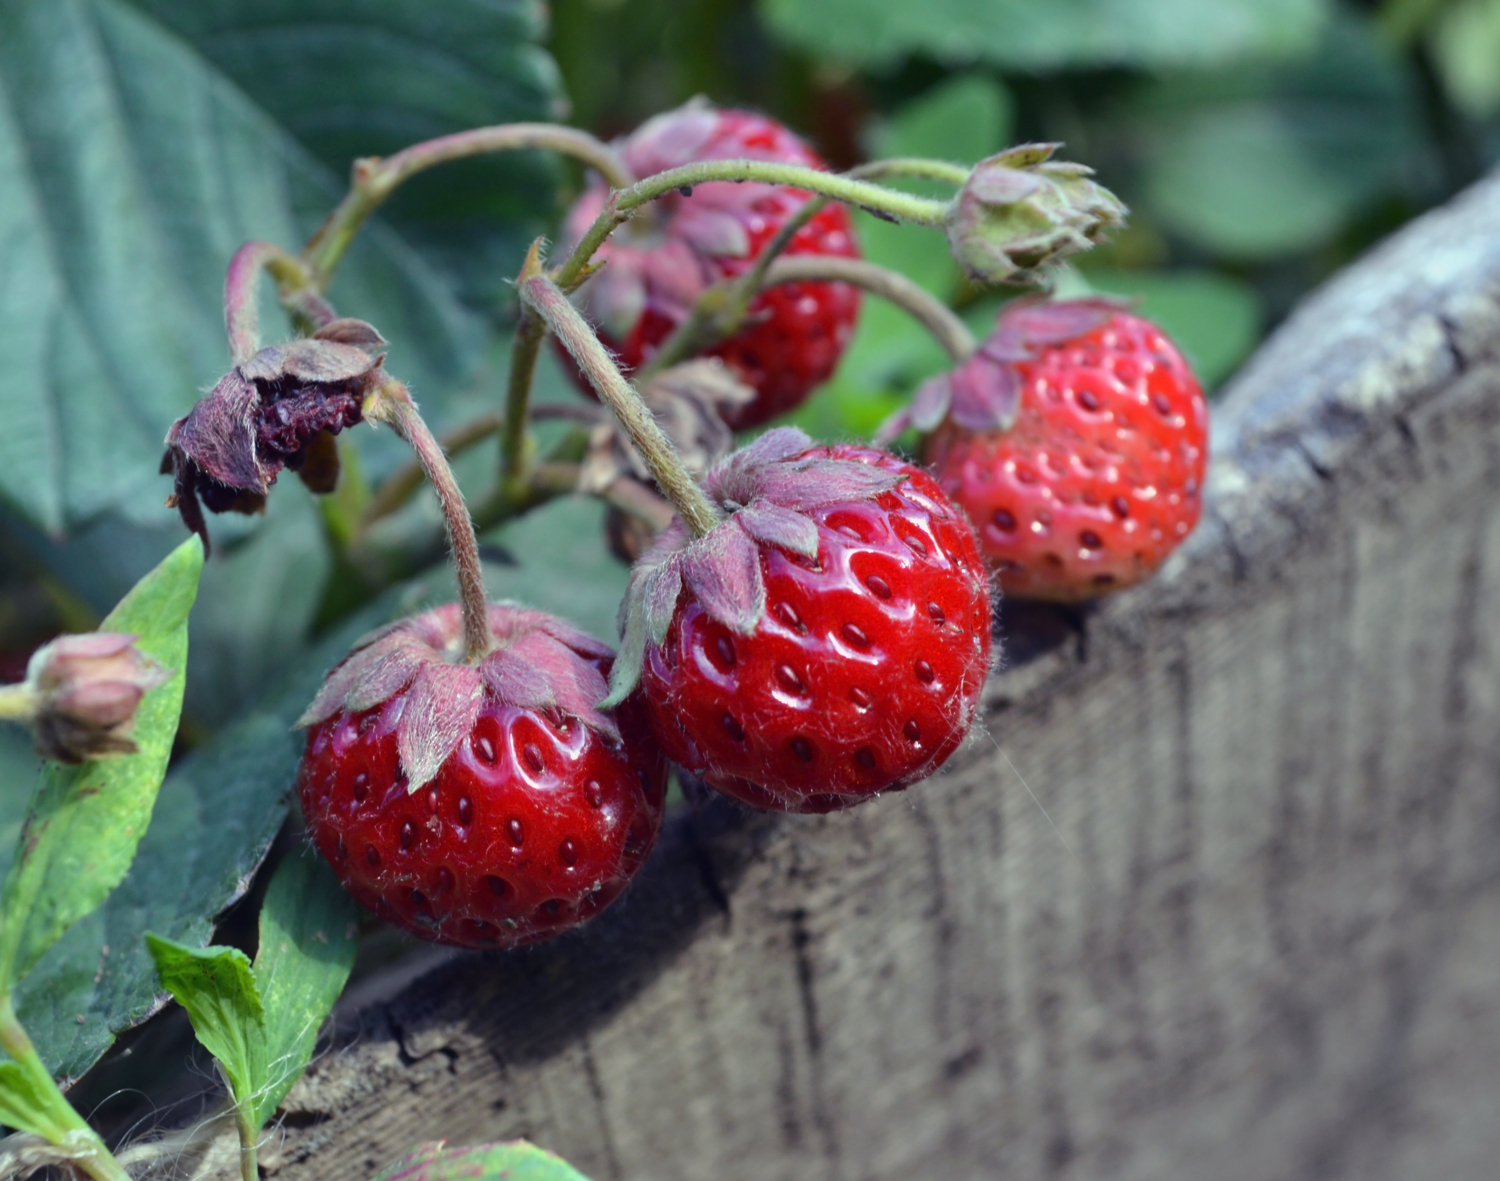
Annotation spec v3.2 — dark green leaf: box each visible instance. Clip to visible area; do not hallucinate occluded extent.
[144,934,264,1107]
[760,0,1330,71]
[0,537,202,994]
[250,847,359,1125]
[11,597,395,1081]
[133,0,563,312]
[370,1141,593,1181]
[1128,14,1421,258]
[0,0,559,534]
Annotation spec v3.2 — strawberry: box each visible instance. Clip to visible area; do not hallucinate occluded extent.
[560,101,861,428]
[296,604,665,948]
[607,428,992,814]
[913,299,1208,602]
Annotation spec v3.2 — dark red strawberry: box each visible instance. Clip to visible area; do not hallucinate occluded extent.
[297,604,665,948]
[560,102,861,428]
[606,428,992,813]
[910,299,1207,601]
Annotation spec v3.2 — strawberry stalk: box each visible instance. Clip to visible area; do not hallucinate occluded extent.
[362,378,495,662]
[302,124,637,287]
[641,253,977,380]
[552,158,951,291]
[0,995,131,1181]
[519,259,723,539]
[222,240,335,364]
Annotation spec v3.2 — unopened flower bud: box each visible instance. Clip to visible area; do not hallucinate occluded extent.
[22,633,171,763]
[946,144,1126,284]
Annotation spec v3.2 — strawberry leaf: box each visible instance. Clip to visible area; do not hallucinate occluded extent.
[147,815,358,1133]
[0,0,557,534]
[145,935,266,1112]
[250,847,359,1125]
[0,537,203,995]
[369,1140,594,1181]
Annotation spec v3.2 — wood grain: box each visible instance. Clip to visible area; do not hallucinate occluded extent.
[259,170,1500,1181]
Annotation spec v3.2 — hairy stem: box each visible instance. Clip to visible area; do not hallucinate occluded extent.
[0,684,37,723]
[764,256,976,361]
[500,310,547,493]
[304,125,635,285]
[554,158,951,291]
[0,996,129,1181]
[848,157,971,186]
[223,241,327,364]
[521,271,721,538]
[637,193,830,381]
[235,1107,258,1181]
[363,380,494,660]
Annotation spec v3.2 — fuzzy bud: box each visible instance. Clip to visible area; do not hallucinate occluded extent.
[21,633,171,763]
[946,145,1126,284]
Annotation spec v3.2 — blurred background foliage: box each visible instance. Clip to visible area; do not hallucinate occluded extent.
[0,0,1498,1097]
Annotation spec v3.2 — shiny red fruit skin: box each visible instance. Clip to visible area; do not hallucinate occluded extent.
[924,311,1208,602]
[562,108,860,428]
[298,686,666,949]
[641,447,992,813]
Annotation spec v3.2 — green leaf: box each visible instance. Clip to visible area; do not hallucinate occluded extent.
[1128,14,1421,259]
[8,597,396,1081]
[249,847,359,1125]
[145,848,358,1129]
[144,934,264,1106]
[0,0,558,534]
[1071,267,1262,389]
[760,0,1330,71]
[0,536,202,994]
[370,1141,594,1181]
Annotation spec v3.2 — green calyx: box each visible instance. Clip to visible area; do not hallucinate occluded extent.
[945,144,1127,285]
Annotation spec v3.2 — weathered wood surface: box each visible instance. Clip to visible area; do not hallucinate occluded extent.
[263,171,1500,1181]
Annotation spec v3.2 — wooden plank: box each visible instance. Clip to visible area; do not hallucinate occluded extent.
[260,171,1500,1181]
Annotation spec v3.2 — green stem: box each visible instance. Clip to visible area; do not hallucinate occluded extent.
[0,996,129,1181]
[638,193,831,381]
[0,684,36,723]
[554,159,951,291]
[763,256,976,362]
[236,1106,258,1181]
[520,272,721,538]
[304,125,636,286]
[500,303,547,493]
[363,380,494,661]
[848,157,971,187]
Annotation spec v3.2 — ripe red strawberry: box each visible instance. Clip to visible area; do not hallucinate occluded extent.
[297,604,665,948]
[607,428,992,814]
[914,299,1208,601]
[560,101,861,428]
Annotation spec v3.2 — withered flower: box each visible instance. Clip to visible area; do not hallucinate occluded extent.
[162,319,386,550]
